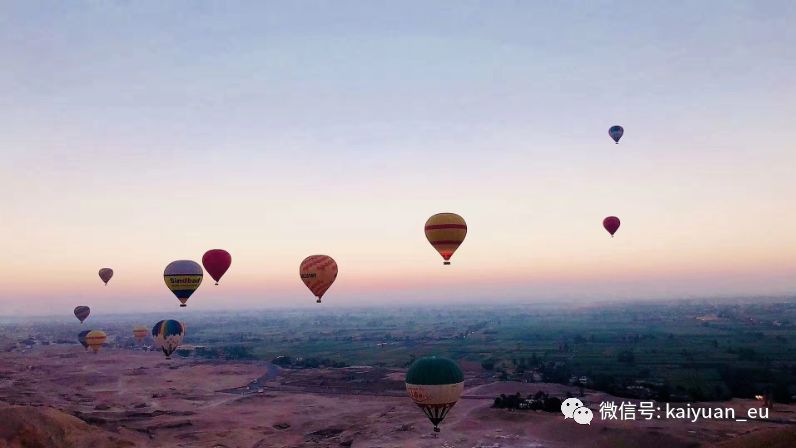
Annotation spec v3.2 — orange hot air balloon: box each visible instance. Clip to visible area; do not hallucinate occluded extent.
[425,213,467,265]
[98,268,113,285]
[299,255,338,303]
[133,325,148,344]
[85,330,107,354]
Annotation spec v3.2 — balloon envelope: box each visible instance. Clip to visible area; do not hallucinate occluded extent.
[164,260,203,307]
[74,306,90,323]
[424,213,467,265]
[78,330,91,350]
[202,249,232,285]
[609,125,624,143]
[152,320,185,359]
[603,216,621,236]
[299,255,338,303]
[133,325,148,343]
[405,356,464,432]
[98,268,113,285]
[85,330,107,354]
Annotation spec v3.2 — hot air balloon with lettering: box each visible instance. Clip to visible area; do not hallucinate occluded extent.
[609,125,624,144]
[98,268,113,285]
[133,325,148,344]
[74,306,90,323]
[164,260,203,307]
[78,330,91,351]
[405,356,464,434]
[425,213,467,265]
[85,330,107,354]
[603,216,621,237]
[152,320,185,359]
[299,255,338,303]
[202,249,231,286]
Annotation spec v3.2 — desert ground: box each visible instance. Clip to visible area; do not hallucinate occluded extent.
[1,346,795,448]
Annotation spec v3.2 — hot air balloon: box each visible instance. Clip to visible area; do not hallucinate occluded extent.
[424,213,467,265]
[78,330,91,351]
[164,260,203,307]
[133,325,148,344]
[299,255,338,303]
[85,330,107,354]
[603,216,621,237]
[202,249,231,286]
[74,306,90,323]
[405,356,464,434]
[98,268,113,285]
[152,320,185,359]
[609,125,624,144]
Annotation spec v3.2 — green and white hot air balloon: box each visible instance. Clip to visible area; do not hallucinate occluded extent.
[405,356,464,433]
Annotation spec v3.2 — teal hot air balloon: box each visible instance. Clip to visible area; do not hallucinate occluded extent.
[152,320,185,359]
[405,356,464,433]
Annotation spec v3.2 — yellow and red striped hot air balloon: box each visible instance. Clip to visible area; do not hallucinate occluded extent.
[133,325,148,344]
[299,255,338,303]
[85,330,107,354]
[424,213,467,265]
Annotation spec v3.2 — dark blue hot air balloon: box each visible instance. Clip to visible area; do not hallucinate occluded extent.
[78,330,91,351]
[609,125,624,144]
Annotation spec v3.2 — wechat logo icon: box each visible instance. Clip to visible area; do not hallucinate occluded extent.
[561,398,593,425]
[561,398,583,419]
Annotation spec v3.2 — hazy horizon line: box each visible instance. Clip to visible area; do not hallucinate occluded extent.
[3,293,794,321]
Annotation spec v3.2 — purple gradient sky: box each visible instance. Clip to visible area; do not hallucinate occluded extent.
[1,2,795,315]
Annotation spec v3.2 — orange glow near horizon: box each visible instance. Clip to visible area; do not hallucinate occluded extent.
[1,3,795,316]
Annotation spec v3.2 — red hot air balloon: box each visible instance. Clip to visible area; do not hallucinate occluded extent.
[202,249,232,285]
[300,255,338,303]
[603,216,621,237]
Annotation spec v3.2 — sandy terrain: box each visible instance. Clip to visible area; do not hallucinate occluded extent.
[1,345,795,447]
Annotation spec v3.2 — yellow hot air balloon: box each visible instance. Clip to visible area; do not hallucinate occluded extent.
[164,260,203,307]
[85,330,107,354]
[424,213,467,265]
[133,325,148,344]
